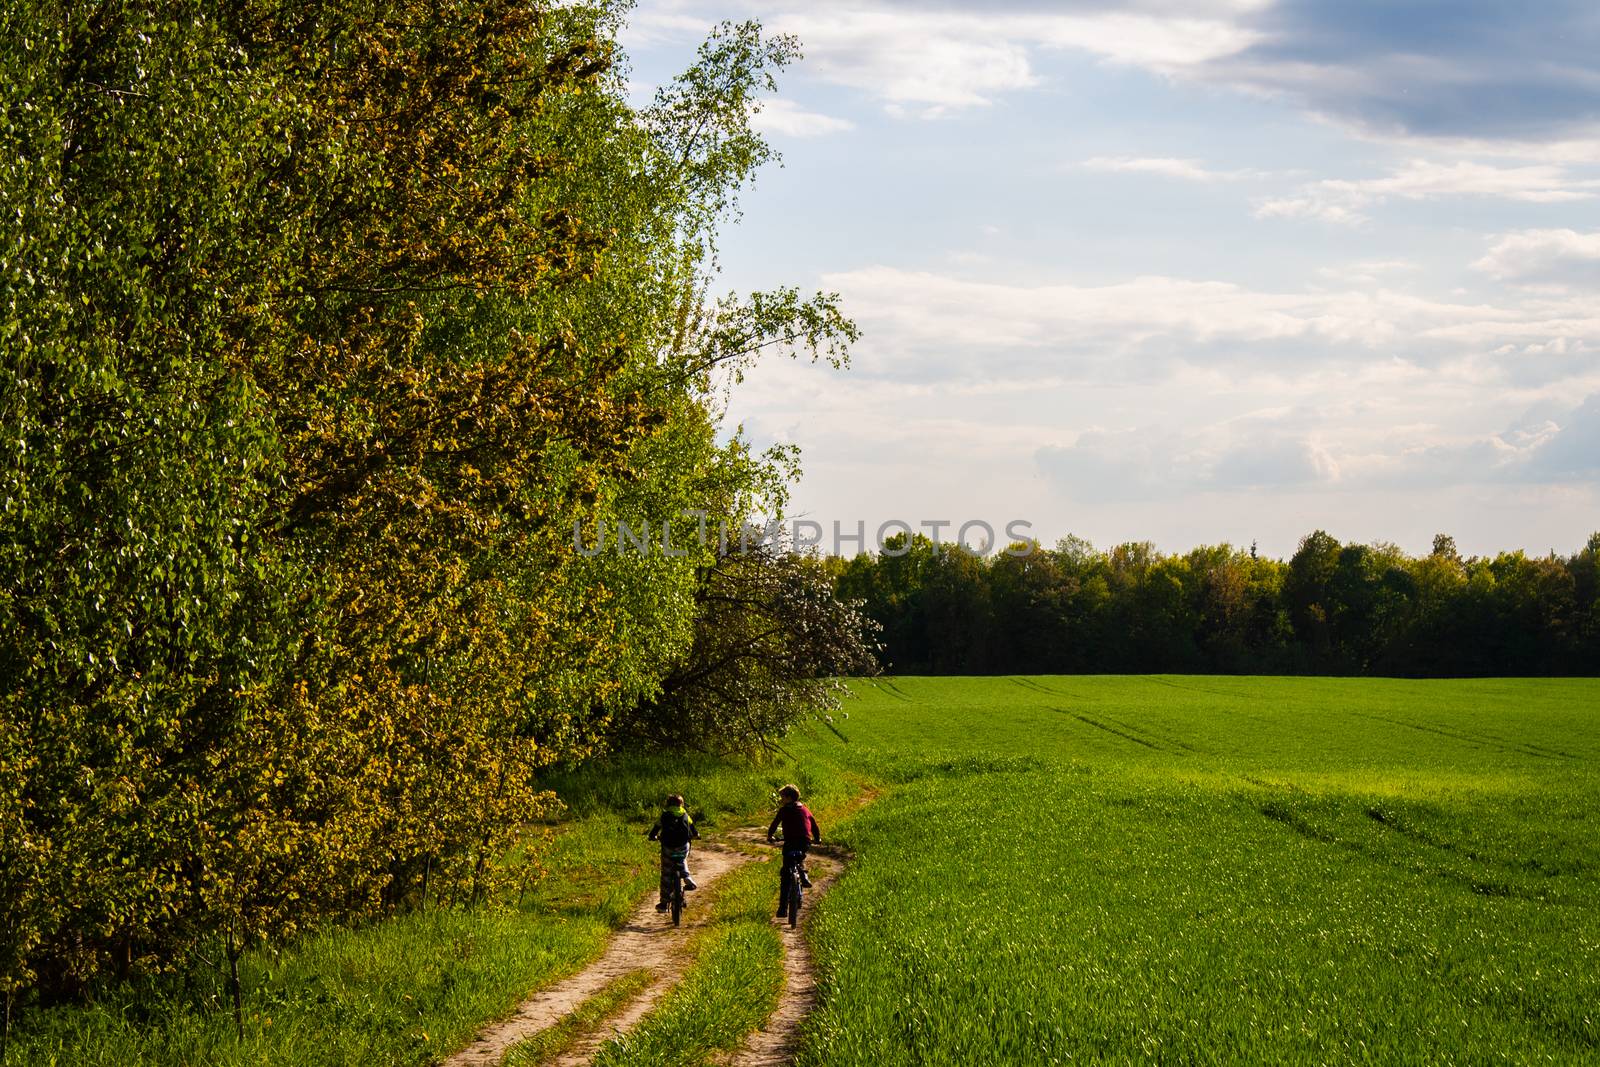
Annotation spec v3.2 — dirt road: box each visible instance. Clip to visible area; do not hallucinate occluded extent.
[441,843,752,1066]
[443,826,852,1067]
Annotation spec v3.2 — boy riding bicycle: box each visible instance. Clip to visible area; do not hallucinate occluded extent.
[765,784,821,918]
[648,793,698,911]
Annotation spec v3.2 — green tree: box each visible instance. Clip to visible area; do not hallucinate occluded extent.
[620,538,879,753]
[921,546,995,673]
[1186,545,1256,671]
[988,549,1071,673]
[1049,536,1112,672]
[1,0,854,1009]
[1571,533,1600,671]
[1284,530,1341,668]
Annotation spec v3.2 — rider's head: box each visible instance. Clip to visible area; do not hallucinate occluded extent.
[667,793,684,807]
[779,784,800,802]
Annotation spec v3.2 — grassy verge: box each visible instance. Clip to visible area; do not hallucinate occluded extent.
[590,860,785,1067]
[499,969,655,1067]
[2,817,656,1067]
[540,739,865,832]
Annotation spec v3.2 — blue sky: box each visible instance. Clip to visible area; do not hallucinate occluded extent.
[624,0,1600,558]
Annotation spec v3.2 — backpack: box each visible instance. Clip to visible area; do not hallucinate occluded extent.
[657,810,693,848]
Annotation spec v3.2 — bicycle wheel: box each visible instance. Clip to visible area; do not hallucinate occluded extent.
[671,880,683,926]
[787,866,801,928]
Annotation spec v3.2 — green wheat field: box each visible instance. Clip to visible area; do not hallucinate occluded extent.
[798,677,1599,1065]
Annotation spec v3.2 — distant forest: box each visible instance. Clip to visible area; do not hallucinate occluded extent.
[829,532,1600,677]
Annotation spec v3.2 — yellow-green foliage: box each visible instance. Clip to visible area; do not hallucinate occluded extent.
[0,0,849,1008]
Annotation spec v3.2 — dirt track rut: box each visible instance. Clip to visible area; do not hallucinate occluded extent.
[441,844,751,1066]
[720,844,844,1067]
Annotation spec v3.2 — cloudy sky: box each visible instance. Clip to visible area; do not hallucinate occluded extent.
[624,0,1600,558]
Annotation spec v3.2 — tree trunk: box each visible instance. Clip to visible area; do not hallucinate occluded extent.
[227,932,244,1040]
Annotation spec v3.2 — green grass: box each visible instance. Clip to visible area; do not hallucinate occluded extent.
[795,677,1600,1065]
[591,859,785,1067]
[539,743,864,829]
[499,969,654,1067]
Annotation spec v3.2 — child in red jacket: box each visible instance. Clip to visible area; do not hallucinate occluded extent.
[765,784,820,917]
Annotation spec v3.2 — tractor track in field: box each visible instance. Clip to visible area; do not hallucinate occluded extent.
[442,821,858,1067]
[715,831,851,1067]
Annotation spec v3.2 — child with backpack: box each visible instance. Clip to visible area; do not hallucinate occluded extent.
[765,784,821,917]
[648,793,699,911]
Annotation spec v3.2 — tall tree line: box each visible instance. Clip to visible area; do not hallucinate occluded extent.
[832,532,1600,677]
[1,0,871,1012]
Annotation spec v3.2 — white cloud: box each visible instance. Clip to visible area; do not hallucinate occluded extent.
[1037,421,1340,501]
[1396,133,1600,166]
[1192,7,1600,147]
[1078,156,1266,181]
[1036,428,1188,501]
[1208,434,1340,488]
[1349,395,1600,487]
[1327,160,1600,203]
[1314,259,1419,286]
[1257,160,1600,226]
[750,97,855,137]
[1025,11,1260,70]
[1473,230,1600,288]
[1031,390,1600,503]
[1529,393,1600,477]
[764,8,1257,114]
[622,8,714,49]
[720,321,1600,555]
[1254,196,1370,226]
[770,11,1036,112]
[819,265,1553,376]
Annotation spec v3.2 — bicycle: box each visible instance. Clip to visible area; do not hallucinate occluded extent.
[777,846,807,928]
[663,847,689,926]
